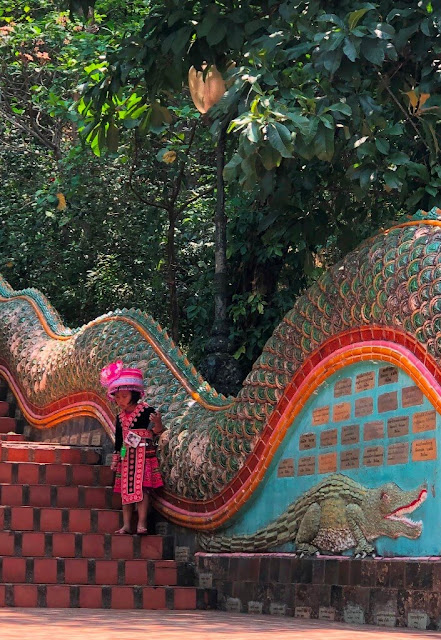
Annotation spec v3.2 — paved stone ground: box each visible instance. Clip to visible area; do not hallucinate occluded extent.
[0,609,440,639]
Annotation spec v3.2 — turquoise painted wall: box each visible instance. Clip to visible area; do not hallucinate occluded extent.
[226,360,439,557]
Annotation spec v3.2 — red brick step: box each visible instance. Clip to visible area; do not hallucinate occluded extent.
[0,435,24,443]
[0,505,126,533]
[0,556,182,586]
[1,443,100,465]
[0,402,10,418]
[0,417,214,610]
[0,483,120,509]
[0,462,113,486]
[0,584,214,609]
[0,530,173,560]
[0,418,17,434]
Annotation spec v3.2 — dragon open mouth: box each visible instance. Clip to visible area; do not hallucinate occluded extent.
[385,488,427,529]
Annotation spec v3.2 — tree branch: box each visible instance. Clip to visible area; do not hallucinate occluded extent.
[127,135,170,211]
[0,106,61,158]
[170,120,198,206]
[377,71,431,153]
[177,184,216,214]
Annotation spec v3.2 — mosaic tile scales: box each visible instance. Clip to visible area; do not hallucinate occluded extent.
[0,207,441,528]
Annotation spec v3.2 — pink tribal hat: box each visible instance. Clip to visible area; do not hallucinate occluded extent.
[100,360,145,399]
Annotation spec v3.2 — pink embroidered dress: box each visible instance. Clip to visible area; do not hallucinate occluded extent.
[113,402,163,505]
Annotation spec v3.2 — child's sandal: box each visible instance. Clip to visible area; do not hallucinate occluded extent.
[115,527,131,535]
[136,526,148,535]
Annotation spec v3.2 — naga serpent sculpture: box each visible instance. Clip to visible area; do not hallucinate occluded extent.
[1,207,441,531]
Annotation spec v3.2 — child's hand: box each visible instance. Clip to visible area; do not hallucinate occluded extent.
[110,453,120,471]
[150,411,163,433]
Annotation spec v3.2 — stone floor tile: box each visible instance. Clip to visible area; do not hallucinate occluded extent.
[0,610,439,640]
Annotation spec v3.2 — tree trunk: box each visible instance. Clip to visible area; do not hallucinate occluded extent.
[166,207,179,343]
[213,122,228,334]
[199,122,243,395]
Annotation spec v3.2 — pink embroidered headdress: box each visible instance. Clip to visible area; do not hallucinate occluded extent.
[100,360,145,399]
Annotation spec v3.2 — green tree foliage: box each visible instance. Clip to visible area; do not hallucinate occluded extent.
[0,1,217,360]
[77,0,441,368]
[80,1,441,212]
[1,0,441,381]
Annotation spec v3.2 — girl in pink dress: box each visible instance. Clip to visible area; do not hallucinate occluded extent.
[100,361,164,534]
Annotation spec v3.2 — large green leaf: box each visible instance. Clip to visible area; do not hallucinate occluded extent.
[347,6,375,31]
[405,162,430,182]
[207,21,227,46]
[322,50,343,75]
[286,42,315,59]
[313,122,334,161]
[106,121,119,152]
[375,137,390,154]
[343,37,358,62]
[326,102,352,116]
[260,145,282,170]
[360,38,385,65]
[196,10,219,38]
[246,121,261,143]
[223,152,242,181]
[171,26,193,54]
[394,23,420,50]
[371,23,395,40]
[267,123,293,158]
[384,170,403,189]
[317,14,344,28]
[388,152,410,165]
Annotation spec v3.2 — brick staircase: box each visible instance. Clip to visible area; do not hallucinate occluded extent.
[0,394,215,610]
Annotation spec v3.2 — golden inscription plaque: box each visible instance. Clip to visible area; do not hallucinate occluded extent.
[334,378,352,398]
[364,421,384,441]
[379,366,398,385]
[412,410,436,433]
[318,452,337,474]
[355,397,374,417]
[277,458,295,477]
[312,406,330,426]
[333,402,351,422]
[320,429,338,448]
[412,438,437,461]
[91,433,102,446]
[378,392,398,413]
[355,371,375,393]
[387,416,409,438]
[299,432,317,450]
[298,456,316,476]
[402,385,424,408]
[340,449,360,470]
[387,442,409,466]
[363,446,384,467]
[341,424,360,445]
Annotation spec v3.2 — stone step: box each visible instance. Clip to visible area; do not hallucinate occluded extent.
[0,557,187,586]
[0,418,16,434]
[0,443,100,464]
[0,584,215,609]
[0,484,120,509]
[0,531,173,560]
[0,505,124,534]
[0,402,11,418]
[0,462,113,486]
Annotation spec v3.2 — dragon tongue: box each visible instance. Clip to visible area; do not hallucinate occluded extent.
[389,489,427,519]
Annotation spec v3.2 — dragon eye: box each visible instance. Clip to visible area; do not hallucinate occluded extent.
[381,491,389,501]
